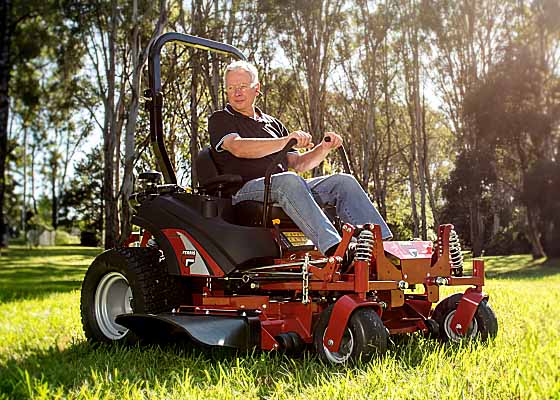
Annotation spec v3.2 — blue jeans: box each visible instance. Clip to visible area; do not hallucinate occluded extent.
[232,172,392,254]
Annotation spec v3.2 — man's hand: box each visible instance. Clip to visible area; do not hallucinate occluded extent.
[322,132,343,150]
[288,130,314,149]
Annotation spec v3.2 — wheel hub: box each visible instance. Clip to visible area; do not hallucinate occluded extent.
[323,328,354,364]
[443,309,478,342]
[94,272,133,340]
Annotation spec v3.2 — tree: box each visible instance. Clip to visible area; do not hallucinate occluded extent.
[60,146,104,244]
[272,0,345,175]
[1,0,86,246]
[424,0,520,255]
[1,0,53,246]
[464,46,560,258]
[70,0,168,248]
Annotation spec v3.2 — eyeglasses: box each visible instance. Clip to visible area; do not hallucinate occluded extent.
[226,83,256,93]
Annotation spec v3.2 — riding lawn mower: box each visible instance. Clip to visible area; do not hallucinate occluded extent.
[80,33,498,364]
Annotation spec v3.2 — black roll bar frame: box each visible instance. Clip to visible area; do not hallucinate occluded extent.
[146,32,246,184]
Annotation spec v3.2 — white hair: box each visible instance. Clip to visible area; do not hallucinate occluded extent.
[223,60,259,86]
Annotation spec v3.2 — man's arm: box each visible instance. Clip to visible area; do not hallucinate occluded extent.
[287,132,343,172]
[222,130,313,158]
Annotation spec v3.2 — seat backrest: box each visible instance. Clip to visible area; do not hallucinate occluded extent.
[196,147,220,187]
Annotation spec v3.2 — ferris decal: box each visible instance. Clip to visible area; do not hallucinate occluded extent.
[181,250,197,268]
[161,228,212,276]
[176,232,210,275]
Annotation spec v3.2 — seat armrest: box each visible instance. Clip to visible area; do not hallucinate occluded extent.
[202,174,243,187]
[199,174,243,196]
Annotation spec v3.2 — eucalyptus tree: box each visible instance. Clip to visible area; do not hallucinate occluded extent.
[270,0,345,175]
[0,0,87,245]
[464,47,560,259]
[329,0,396,217]
[68,0,168,248]
[423,0,520,255]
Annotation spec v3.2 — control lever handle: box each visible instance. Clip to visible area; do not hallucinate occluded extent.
[324,136,352,175]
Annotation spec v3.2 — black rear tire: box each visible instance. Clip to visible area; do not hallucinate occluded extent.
[432,293,498,343]
[80,247,186,344]
[313,305,388,364]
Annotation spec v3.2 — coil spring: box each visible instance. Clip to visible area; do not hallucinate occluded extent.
[449,229,464,277]
[355,230,374,263]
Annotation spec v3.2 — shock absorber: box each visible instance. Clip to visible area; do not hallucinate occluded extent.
[354,229,374,297]
[449,229,464,277]
[355,230,374,263]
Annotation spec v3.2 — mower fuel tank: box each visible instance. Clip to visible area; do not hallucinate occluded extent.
[383,241,434,284]
[383,241,433,260]
[115,312,261,349]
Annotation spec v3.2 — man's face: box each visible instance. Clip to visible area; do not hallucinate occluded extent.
[225,69,259,117]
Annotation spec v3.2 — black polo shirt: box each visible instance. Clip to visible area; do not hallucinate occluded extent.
[209,104,291,183]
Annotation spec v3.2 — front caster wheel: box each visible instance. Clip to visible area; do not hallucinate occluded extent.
[432,293,498,343]
[313,305,388,364]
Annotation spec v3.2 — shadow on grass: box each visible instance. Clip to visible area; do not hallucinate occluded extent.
[483,255,560,279]
[0,246,101,303]
[0,340,317,398]
[0,332,481,398]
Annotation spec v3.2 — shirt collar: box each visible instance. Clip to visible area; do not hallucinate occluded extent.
[225,104,269,122]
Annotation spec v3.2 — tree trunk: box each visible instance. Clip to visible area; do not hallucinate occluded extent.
[526,206,546,259]
[469,199,484,257]
[30,143,38,214]
[22,125,27,236]
[103,0,119,249]
[119,0,140,245]
[412,38,427,240]
[51,156,58,229]
[408,155,419,238]
[119,0,167,244]
[190,0,201,189]
[422,99,439,229]
[0,0,13,247]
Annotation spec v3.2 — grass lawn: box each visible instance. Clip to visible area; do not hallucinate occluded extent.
[0,245,559,399]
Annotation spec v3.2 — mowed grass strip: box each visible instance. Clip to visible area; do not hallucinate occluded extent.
[0,246,559,399]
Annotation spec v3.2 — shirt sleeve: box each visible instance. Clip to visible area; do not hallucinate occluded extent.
[274,117,289,138]
[209,111,239,152]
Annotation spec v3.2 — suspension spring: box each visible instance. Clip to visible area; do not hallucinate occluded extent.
[449,229,464,277]
[302,253,310,304]
[355,230,374,263]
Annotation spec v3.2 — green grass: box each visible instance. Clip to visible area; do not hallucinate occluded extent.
[0,246,559,399]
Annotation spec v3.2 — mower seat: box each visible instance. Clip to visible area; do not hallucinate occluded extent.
[196,147,295,227]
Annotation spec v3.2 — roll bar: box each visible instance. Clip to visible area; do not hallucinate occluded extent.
[146,32,246,184]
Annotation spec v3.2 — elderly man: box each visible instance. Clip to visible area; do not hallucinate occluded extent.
[209,60,391,256]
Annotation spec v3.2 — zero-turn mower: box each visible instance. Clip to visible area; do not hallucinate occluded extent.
[80,33,498,364]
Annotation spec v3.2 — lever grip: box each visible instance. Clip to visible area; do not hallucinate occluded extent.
[324,136,351,174]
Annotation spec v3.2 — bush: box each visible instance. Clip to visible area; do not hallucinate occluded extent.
[55,230,79,245]
[484,229,531,256]
[80,231,100,247]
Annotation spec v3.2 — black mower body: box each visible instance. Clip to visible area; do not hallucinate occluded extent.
[132,192,280,276]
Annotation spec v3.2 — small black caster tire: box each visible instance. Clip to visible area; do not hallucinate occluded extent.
[432,293,498,343]
[313,305,388,364]
[275,333,295,354]
[424,318,440,339]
